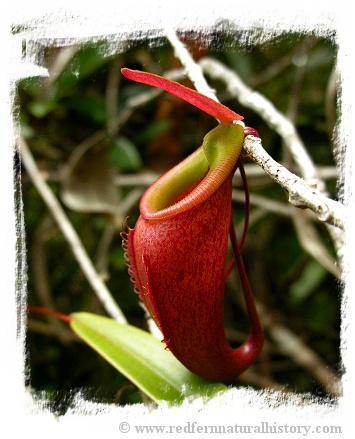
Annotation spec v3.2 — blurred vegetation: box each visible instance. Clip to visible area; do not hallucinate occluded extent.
[17,31,341,415]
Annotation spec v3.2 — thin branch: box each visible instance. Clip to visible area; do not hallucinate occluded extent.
[325,64,338,140]
[18,136,127,324]
[232,189,293,218]
[238,370,289,393]
[165,29,218,102]
[30,214,74,343]
[113,165,339,188]
[94,188,144,278]
[242,136,345,230]
[233,189,341,279]
[27,318,79,342]
[292,210,342,279]
[41,45,80,98]
[106,58,123,135]
[280,52,341,278]
[94,223,117,280]
[266,319,342,398]
[67,68,185,154]
[251,36,318,88]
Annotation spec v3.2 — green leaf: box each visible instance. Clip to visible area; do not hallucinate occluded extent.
[109,137,143,171]
[19,76,44,98]
[133,119,172,145]
[54,42,115,97]
[70,312,227,405]
[289,259,328,303]
[67,96,107,124]
[27,100,58,118]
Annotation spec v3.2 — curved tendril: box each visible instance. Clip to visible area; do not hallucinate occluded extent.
[236,160,250,249]
[225,160,250,279]
[229,217,263,344]
[27,305,71,323]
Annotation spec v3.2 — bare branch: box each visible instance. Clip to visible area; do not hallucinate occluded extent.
[61,68,185,165]
[165,29,218,101]
[325,65,338,140]
[292,210,342,279]
[232,189,294,218]
[234,190,342,279]
[242,136,345,230]
[238,370,290,393]
[41,45,80,97]
[27,318,79,343]
[251,36,318,88]
[106,58,123,135]
[113,165,339,189]
[267,320,342,398]
[18,136,127,324]
[30,214,75,343]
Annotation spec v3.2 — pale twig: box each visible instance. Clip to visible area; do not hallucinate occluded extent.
[94,188,144,278]
[266,320,342,398]
[325,64,338,140]
[94,223,117,280]
[106,57,123,135]
[236,164,339,182]
[30,214,75,343]
[242,136,345,230]
[233,191,342,278]
[238,370,289,393]
[165,29,218,101]
[251,36,318,88]
[232,189,293,218]
[27,318,79,342]
[284,55,341,279]
[292,210,342,279]
[41,45,80,98]
[113,165,339,189]
[18,136,127,324]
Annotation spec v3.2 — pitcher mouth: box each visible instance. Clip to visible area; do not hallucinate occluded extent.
[140,123,244,223]
[140,147,208,218]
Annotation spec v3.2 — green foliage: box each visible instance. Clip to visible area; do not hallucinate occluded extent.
[70,312,227,404]
[109,136,143,171]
